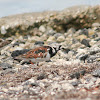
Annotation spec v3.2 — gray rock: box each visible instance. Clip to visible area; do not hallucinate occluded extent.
[92,23,100,27]
[23,79,39,87]
[89,49,100,55]
[46,30,56,36]
[67,28,76,34]
[0,63,12,70]
[78,54,88,62]
[85,77,97,83]
[91,33,98,38]
[54,33,62,38]
[81,39,91,47]
[47,36,55,42]
[70,70,86,79]
[79,28,89,36]
[61,83,74,90]
[1,26,7,35]
[71,81,79,86]
[95,37,100,41]
[0,69,16,76]
[34,41,44,46]
[87,56,100,63]
[51,82,61,91]
[84,81,95,89]
[72,38,78,44]
[39,25,46,33]
[37,73,47,80]
[92,69,100,77]
[57,35,65,42]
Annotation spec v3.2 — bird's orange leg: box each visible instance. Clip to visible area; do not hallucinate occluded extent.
[29,60,34,65]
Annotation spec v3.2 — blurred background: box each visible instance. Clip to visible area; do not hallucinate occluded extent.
[0,0,100,18]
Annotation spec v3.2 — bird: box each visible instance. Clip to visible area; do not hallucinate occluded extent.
[12,45,62,65]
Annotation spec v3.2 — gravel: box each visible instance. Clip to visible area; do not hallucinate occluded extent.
[0,5,100,100]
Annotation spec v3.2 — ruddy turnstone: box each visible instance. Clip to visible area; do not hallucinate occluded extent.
[12,45,62,64]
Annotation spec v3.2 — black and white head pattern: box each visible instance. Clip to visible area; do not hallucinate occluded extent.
[49,45,61,57]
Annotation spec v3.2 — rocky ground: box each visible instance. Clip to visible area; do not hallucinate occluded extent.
[0,5,100,100]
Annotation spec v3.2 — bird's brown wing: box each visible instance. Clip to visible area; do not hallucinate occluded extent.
[19,46,50,59]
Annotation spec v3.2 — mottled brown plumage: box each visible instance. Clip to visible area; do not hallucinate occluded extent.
[13,45,61,64]
[19,46,49,59]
